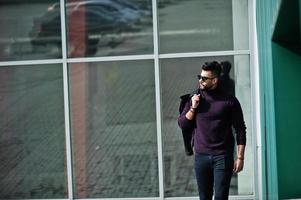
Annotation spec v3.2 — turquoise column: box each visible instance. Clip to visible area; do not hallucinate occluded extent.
[272,0,301,198]
[256,0,281,199]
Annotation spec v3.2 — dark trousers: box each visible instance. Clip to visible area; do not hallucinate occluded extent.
[194,153,234,200]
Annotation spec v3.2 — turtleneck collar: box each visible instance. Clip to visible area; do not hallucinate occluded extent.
[200,86,223,100]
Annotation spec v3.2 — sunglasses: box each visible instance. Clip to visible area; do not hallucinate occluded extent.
[197,75,216,81]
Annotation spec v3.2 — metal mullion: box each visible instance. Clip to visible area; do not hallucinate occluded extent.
[229,195,256,199]
[62,55,73,200]
[0,59,63,67]
[249,0,259,198]
[21,199,68,200]
[152,0,164,199]
[165,197,199,200]
[164,195,255,200]
[21,199,69,200]
[158,50,250,59]
[60,0,67,60]
[74,198,161,200]
[67,54,154,63]
[60,0,74,199]
[249,0,263,199]
[0,51,251,67]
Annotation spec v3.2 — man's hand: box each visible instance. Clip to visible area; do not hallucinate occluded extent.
[234,145,245,173]
[191,94,200,108]
[233,158,244,173]
[185,94,200,120]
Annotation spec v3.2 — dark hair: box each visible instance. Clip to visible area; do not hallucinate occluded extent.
[201,61,222,77]
[221,61,232,74]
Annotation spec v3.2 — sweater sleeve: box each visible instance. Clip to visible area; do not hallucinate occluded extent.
[231,97,247,145]
[177,100,195,131]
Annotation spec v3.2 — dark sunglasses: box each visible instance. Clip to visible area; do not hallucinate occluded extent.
[197,75,216,81]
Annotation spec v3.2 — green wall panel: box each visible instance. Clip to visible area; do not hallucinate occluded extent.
[272,0,301,55]
[257,0,301,198]
[272,42,301,199]
[256,0,281,199]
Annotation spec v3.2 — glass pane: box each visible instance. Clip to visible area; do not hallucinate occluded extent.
[0,65,66,198]
[66,0,153,57]
[233,55,253,195]
[232,0,249,50]
[69,60,158,198]
[158,0,249,53]
[0,0,62,61]
[161,56,253,197]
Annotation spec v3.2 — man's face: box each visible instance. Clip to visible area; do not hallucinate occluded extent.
[198,70,218,90]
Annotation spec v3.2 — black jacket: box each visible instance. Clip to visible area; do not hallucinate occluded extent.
[178,89,199,156]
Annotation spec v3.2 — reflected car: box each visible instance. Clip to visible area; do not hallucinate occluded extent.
[78,0,143,24]
[112,0,151,18]
[29,0,148,55]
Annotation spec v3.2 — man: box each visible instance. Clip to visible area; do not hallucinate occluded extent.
[178,61,246,200]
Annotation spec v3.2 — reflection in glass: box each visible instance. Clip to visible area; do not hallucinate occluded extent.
[158,0,248,53]
[161,56,253,197]
[0,0,153,61]
[0,65,66,198]
[66,0,153,57]
[0,0,62,61]
[69,61,158,198]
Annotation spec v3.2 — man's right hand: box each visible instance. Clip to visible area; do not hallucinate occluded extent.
[191,94,200,108]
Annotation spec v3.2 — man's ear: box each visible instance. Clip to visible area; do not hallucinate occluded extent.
[213,78,218,85]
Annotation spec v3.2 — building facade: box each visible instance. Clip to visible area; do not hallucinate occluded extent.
[0,0,300,199]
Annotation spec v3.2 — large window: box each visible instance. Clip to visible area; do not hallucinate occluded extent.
[161,56,253,197]
[0,0,255,199]
[158,0,249,53]
[0,0,62,61]
[0,65,66,198]
[66,0,153,57]
[69,61,158,198]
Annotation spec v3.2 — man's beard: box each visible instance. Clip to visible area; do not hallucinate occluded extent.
[200,84,214,91]
[199,84,207,91]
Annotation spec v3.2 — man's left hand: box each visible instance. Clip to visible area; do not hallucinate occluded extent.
[233,159,244,173]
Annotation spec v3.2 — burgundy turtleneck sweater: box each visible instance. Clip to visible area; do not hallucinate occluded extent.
[178,88,246,155]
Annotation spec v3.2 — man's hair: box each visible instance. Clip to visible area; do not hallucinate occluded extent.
[201,61,222,77]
